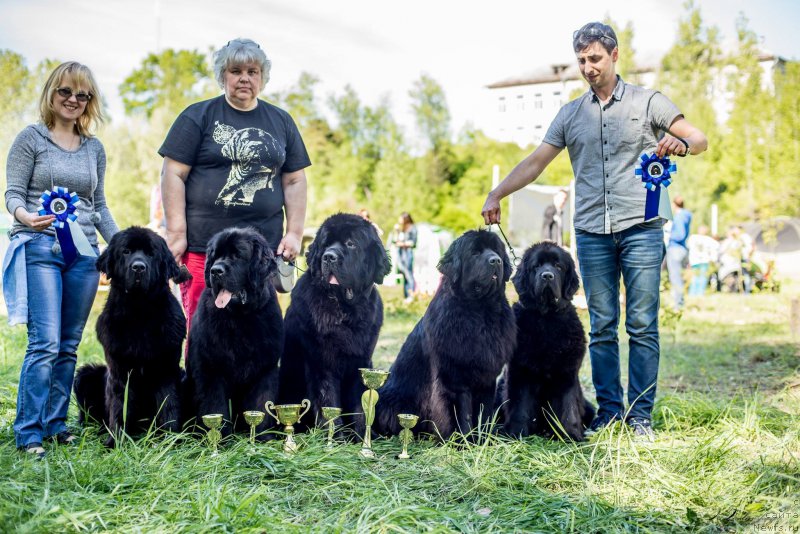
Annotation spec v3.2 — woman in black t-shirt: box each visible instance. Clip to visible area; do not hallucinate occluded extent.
[159,38,311,331]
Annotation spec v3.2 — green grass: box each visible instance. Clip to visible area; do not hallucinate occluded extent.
[1,286,799,532]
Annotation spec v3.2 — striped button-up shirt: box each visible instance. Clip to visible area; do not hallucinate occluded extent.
[543,76,681,234]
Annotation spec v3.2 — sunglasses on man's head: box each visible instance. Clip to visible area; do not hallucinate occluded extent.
[56,87,92,103]
[573,25,617,46]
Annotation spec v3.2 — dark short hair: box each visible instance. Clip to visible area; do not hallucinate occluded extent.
[573,22,618,54]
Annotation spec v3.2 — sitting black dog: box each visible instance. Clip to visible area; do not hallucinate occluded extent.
[376,230,516,440]
[184,227,283,439]
[498,241,595,441]
[74,226,189,447]
[278,213,391,434]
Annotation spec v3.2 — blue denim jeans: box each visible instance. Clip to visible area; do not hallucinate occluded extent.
[666,244,688,308]
[397,250,415,298]
[14,233,99,447]
[689,263,709,296]
[576,221,665,421]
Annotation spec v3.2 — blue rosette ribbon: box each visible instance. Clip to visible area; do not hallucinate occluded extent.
[635,152,676,220]
[38,186,96,264]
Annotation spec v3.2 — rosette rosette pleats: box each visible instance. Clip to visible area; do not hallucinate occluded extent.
[635,153,676,220]
[38,186,96,264]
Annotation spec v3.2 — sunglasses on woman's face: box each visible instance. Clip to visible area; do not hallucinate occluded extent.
[56,87,92,103]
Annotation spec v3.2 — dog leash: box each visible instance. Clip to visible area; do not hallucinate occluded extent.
[493,223,521,266]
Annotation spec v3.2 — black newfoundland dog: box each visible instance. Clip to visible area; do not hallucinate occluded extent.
[376,229,516,440]
[278,213,391,433]
[74,226,189,447]
[498,241,595,441]
[184,227,283,438]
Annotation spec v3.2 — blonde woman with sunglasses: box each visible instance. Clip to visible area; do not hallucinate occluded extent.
[3,61,118,458]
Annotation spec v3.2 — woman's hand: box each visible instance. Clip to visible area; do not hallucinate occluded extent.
[277,231,301,261]
[15,208,55,231]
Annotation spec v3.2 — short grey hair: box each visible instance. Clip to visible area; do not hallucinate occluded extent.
[213,38,272,90]
[572,22,618,54]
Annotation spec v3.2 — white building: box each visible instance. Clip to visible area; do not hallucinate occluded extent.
[481,54,784,148]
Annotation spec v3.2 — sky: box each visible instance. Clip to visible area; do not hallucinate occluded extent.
[1,0,798,146]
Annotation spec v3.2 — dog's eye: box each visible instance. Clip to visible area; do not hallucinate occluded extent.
[345,239,356,249]
[122,249,131,255]
[555,264,563,271]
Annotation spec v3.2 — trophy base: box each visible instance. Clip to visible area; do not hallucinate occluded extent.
[359,447,376,458]
[397,452,411,460]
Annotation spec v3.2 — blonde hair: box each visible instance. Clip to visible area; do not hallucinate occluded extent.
[39,61,106,136]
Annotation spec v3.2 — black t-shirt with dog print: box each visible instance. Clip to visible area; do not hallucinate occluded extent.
[159,96,311,253]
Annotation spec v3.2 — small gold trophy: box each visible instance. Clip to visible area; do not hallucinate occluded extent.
[265,399,311,453]
[359,368,390,458]
[321,406,342,449]
[396,413,419,459]
[243,410,265,445]
[201,413,224,455]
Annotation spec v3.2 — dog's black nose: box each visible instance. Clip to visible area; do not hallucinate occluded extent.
[210,264,225,277]
[322,251,338,263]
[541,271,555,281]
[488,254,502,266]
[131,261,146,273]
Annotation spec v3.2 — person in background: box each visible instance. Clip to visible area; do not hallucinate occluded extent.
[481,22,707,439]
[542,188,568,245]
[3,61,118,458]
[393,212,417,302]
[665,195,692,309]
[358,208,383,237]
[686,224,718,296]
[159,38,311,332]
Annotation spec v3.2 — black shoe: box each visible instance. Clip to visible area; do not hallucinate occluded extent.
[23,442,46,459]
[627,417,655,441]
[585,413,619,436]
[52,431,78,446]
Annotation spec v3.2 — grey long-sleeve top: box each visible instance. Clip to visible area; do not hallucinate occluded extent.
[5,123,118,244]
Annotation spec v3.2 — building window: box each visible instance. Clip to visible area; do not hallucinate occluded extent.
[498,96,506,112]
[534,93,543,109]
[517,94,524,111]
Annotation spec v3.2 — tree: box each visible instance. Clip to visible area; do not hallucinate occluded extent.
[119,48,216,118]
[658,1,723,229]
[409,74,451,152]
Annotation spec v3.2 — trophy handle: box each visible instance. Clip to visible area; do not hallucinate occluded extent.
[298,399,311,423]
[264,401,278,423]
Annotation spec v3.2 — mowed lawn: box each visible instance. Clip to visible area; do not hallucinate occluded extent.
[0,283,798,532]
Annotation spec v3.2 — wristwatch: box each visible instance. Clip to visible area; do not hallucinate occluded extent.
[677,137,690,157]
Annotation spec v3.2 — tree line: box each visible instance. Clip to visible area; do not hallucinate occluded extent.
[2,4,798,242]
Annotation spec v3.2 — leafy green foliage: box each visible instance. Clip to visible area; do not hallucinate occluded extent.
[119,48,216,118]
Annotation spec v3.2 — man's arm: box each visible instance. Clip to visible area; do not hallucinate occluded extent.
[161,157,192,262]
[278,169,307,261]
[481,143,563,224]
[657,117,708,158]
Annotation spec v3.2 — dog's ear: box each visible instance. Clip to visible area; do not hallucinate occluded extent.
[155,233,188,284]
[305,224,327,272]
[438,236,463,284]
[562,252,580,300]
[370,237,392,285]
[499,242,513,283]
[96,233,118,279]
[250,235,276,285]
[511,252,529,297]
[204,237,217,288]
[95,245,111,279]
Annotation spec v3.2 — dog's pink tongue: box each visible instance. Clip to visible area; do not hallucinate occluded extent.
[329,275,339,285]
[215,290,233,308]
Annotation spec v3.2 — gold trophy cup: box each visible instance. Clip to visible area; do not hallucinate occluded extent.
[321,406,342,449]
[243,410,265,445]
[201,413,224,455]
[396,413,419,459]
[265,399,311,453]
[359,368,390,458]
